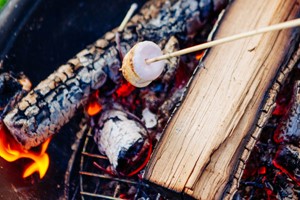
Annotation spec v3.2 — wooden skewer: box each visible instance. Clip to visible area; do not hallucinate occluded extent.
[116,3,138,63]
[146,18,300,64]
[118,3,138,32]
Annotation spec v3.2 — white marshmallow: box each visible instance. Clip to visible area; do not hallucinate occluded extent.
[122,41,165,87]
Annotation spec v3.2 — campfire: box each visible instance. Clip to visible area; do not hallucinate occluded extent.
[0,0,228,199]
[0,0,299,199]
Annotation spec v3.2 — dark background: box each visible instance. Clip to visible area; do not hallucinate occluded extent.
[0,0,146,199]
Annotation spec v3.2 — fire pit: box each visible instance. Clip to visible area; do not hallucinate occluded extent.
[0,0,299,199]
[0,0,226,199]
[0,0,149,199]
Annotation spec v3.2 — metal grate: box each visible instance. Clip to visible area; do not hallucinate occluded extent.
[63,118,162,199]
[79,129,145,199]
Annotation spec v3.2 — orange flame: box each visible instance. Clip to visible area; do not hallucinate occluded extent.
[0,123,50,179]
[195,51,205,60]
[87,101,102,116]
[87,90,102,116]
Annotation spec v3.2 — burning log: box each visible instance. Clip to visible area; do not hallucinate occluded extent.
[0,72,30,118]
[274,81,300,146]
[144,0,300,199]
[273,81,300,176]
[2,0,226,150]
[238,80,300,198]
[273,144,300,184]
[93,107,151,176]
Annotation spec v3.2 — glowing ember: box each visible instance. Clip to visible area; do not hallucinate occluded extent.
[258,166,266,175]
[87,101,102,116]
[127,141,152,177]
[272,103,288,116]
[87,90,102,116]
[240,69,300,198]
[273,145,300,186]
[115,81,135,97]
[93,141,152,177]
[0,123,50,179]
[195,51,205,60]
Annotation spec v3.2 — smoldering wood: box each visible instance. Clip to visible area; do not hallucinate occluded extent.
[274,81,300,146]
[94,108,149,171]
[228,44,300,199]
[144,0,300,199]
[3,0,226,149]
[0,72,23,113]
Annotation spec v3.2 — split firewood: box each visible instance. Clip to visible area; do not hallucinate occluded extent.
[144,0,300,199]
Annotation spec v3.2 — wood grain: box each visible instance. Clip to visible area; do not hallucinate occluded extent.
[144,0,300,199]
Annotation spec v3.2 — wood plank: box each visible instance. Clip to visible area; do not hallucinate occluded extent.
[144,0,300,199]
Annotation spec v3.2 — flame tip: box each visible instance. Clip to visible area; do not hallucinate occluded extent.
[0,125,50,179]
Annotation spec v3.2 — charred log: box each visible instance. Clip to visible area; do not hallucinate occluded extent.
[3,0,227,150]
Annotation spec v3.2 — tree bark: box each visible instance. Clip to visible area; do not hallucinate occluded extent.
[144,0,300,199]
